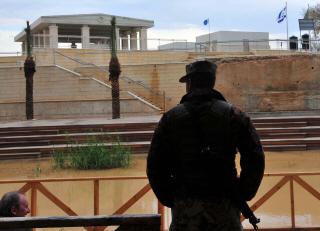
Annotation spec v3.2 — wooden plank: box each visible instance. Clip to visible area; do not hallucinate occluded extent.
[99,183,152,231]
[113,183,151,214]
[0,215,161,229]
[240,176,290,222]
[34,182,78,216]
[94,180,99,215]
[31,184,37,231]
[0,176,148,184]
[157,201,164,231]
[19,182,32,192]
[290,178,295,230]
[293,176,320,200]
[34,183,94,231]
[1,173,319,185]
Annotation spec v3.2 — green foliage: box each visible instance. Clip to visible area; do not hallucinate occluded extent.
[24,21,32,57]
[52,132,131,170]
[110,16,117,58]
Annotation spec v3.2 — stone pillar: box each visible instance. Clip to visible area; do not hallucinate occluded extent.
[121,31,130,50]
[49,24,58,49]
[34,34,39,48]
[212,40,217,52]
[81,25,90,49]
[139,28,147,50]
[130,31,138,50]
[243,39,249,52]
[39,32,44,48]
[43,30,50,48]
[21,42,26,54]
[116,27,120,50]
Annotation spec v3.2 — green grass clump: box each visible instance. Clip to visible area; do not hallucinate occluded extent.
[52,132,131,170]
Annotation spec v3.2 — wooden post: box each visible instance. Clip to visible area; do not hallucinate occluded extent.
[290,177,295,230]
[31,183,37,231]
[158,201,165,231]
[94,180,99,215]
[94,180,99,231]
[163,91,166,112]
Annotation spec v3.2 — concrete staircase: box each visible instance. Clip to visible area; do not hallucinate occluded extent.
[1,116,320,160]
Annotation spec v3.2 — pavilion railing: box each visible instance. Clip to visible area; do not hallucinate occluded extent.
[0,172,319,231]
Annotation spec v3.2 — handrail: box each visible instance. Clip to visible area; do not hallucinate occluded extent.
[0,214,161,230]
[120,76,171,100]
[54,50,110,74]
[0,172,319,231]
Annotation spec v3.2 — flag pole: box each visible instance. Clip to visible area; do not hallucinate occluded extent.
[208,18,210,52]
[286,2,289,50]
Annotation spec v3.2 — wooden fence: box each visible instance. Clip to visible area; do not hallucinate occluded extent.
[0,214,161,231]
[0,172,319,231]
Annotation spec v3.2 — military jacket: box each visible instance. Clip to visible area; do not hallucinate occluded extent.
[147,88,265,208]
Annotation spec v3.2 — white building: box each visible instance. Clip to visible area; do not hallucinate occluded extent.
[196,31,270,52]
[14,14,154,51]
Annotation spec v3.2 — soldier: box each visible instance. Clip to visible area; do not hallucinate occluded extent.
[147,60,265,231]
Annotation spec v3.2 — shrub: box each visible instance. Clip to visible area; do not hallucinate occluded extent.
[52,132,131,170]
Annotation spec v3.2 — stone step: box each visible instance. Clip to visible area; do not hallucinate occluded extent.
[263,145,307,151]
[0,131,154,144]
[0,140,51,148]
[0,130,59,137]
[0,141,151,157]
[258,133,307,139]
[0,152,42,160]
[254,122,307,128]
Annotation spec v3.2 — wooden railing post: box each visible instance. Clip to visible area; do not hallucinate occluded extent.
[290,176,295,230]
[94,180,99,215]
[163,91,166,112]
[94,180,99,231]
[31,183,37,231]
[158,201,165,231]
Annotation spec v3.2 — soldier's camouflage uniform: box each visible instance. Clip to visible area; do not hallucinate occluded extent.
[147,88,265,231]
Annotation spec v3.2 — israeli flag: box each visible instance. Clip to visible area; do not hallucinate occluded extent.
[277,6,287,23]
[204,19,209,25]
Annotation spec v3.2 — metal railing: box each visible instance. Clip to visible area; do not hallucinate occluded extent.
[33,49,169,110]
[195,38,319,59]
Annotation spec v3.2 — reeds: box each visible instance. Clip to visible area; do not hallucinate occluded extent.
[52,132,131,170]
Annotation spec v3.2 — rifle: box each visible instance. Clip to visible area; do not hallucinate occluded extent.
[201,146,260,230]
[184,101,260,230]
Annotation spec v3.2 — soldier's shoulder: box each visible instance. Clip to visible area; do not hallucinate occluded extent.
[231,105,249,118]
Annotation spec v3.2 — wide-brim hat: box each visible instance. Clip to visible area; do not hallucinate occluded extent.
[179,61,217,83]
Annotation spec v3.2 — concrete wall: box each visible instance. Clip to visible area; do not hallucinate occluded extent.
[0,66,158,120]
[34,48,188,68]
[69,54,320,113]
[2,52,320,120]
[158,42,196,51]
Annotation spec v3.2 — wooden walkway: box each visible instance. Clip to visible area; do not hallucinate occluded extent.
[2,115,320,159]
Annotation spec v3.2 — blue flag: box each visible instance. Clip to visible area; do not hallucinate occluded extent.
[204,19,209,25]
[277,6,287,23]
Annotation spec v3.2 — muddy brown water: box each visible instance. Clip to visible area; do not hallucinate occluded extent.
[0,150,319,230]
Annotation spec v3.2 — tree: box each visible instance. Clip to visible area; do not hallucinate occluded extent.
[24,21,36,120]
[302,4,320,35]
[109,16,121,119]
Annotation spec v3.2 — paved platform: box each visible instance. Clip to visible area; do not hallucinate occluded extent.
[0,116,162,129]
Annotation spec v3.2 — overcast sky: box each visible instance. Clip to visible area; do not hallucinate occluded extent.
[0,0,318,52]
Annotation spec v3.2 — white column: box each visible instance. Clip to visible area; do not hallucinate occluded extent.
[130,31,138,50]
[121,31,130,50]
[139,28,147,50]
[39,32,44,48]
[43,30,49,48]
[49,24,58,49]
[81,25,90,49]
[116,27,120,50]
[21,42,26,54]
[34,34,39,48]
